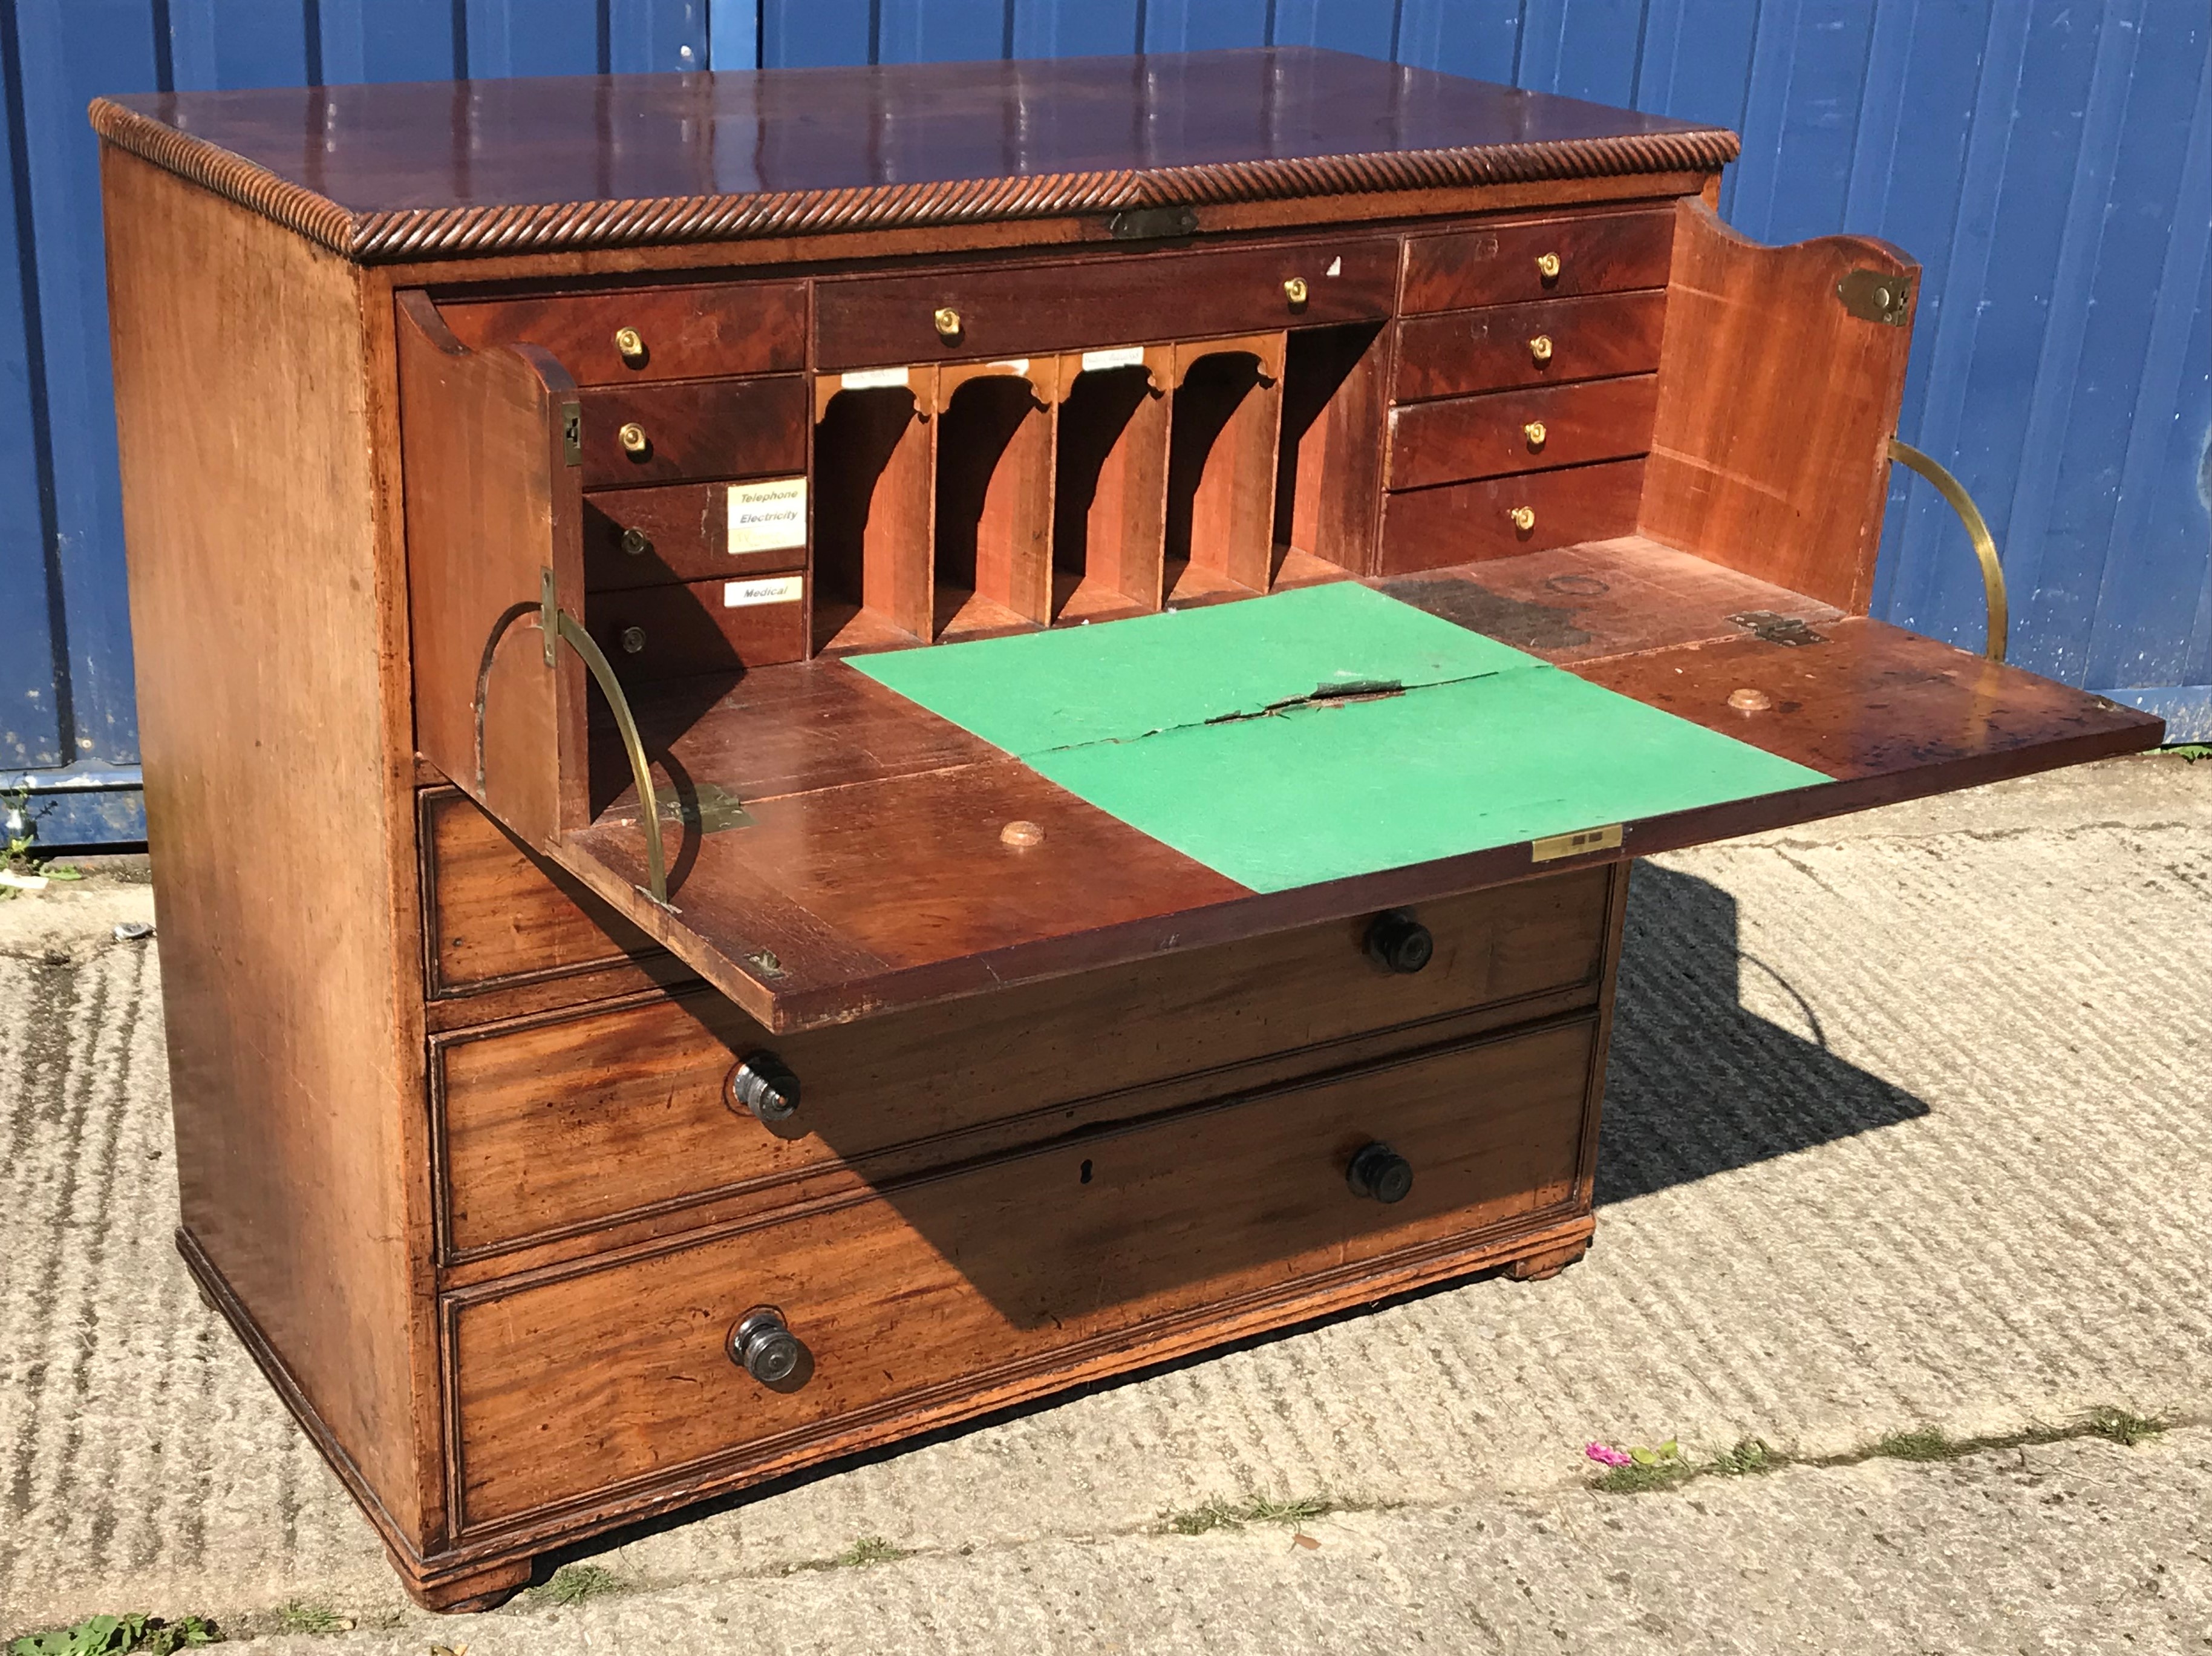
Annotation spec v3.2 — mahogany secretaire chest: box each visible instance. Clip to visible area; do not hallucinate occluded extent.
[94,49,2162,1607]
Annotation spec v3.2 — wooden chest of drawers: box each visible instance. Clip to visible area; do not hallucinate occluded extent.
[96,48,2161,1608]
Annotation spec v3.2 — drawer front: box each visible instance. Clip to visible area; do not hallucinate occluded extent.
[579,376,808,488]
[1394,291,1668,402]
[1386,375,1659,490]
[452,1016,1596,1526]
[584,577,808,683]
[1402,209,1674,315]
[815,238,1400,370]
[586,481,811,590]
[422,790,661,997]
[1379,459,1646,574]
[437,868,1613,1257]
[438,282,808,385]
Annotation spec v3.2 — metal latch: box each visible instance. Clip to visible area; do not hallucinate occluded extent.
[1836,269,1912,326]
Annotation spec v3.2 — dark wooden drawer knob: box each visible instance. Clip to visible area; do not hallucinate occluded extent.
[729,1307,804,1384]
[1347,1141,1414,1204]
[726,1051,801,1121]
[1365,909,1434,974]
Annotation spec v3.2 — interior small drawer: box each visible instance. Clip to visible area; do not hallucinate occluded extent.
[436,281,808,386]
[1386,375,1659,490]
[583,576,808,684]
[1402,208,1674,314]
[578,376,808,488]
[1394,291,1667,402]
[814,238,1399,369]
[449,1015,1596,1528]
[1378,458,1646,573]
[433,869,1613,1260]
[419,790,663,998]
[586,481,811,591]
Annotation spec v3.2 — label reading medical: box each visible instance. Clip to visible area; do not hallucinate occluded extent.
[726,477,807,555]
[724,574,804,608]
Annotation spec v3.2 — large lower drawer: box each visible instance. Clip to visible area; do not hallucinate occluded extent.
[435,866,1616,1258]
[451,1015,1597,1528]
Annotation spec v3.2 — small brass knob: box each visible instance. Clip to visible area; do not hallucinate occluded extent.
[1535,252,1562,281]
[1523,421,1547,450]
[1509,505,1536,533]
[618,422,649,457]
[933,306,962,341]
[619,626,646,654]
[619,526,651,557]
[1528,334,1554,364]
[613,326,647,367]
[1283,276,1310,306]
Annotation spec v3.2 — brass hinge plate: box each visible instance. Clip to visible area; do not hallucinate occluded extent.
[1837,269,1913,327]
[1532,823,1624,863]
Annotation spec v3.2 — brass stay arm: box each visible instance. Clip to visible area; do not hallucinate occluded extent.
[552,610,670,908]
[1886,438,2009,664]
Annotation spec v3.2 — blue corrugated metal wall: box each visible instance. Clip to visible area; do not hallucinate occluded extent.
[3,2,2205,845]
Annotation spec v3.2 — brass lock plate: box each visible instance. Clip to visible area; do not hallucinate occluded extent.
[1836,269,1913,327]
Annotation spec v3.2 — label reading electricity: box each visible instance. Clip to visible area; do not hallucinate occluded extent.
[726,477,807,555]
[1081,345,1147,372]
[725,575,804,609]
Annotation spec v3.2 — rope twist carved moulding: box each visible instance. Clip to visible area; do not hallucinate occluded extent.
[88,97,1740,264]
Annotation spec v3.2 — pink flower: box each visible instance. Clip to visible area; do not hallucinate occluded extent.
[1585,1442,1633,1468]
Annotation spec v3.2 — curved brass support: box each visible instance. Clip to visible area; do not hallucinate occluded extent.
[1887,438,2009,663]
[553,611,670,907]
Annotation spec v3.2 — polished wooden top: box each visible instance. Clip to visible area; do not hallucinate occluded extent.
[91,48,1738,263]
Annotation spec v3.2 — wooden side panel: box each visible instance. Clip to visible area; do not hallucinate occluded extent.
[100,149,437,1545]
[1282,322,1390,575]
[1052,359,1170,618]
[1639,200,1917,613]
[452,1018,1597,1528]
[813,385,935,649]
[1167,336,1285,595]
[935,374,1054,632]
[396,291,587,843]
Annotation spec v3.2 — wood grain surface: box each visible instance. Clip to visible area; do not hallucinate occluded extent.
[1386,374,1660,489]
[438,281,807,385]
[1401,208,1675,313]
[1394,290,1667,401]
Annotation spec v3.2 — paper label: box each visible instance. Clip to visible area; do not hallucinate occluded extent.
[840,366,910,390]
[724,574,805,609]
[1081,345,1147,373]
[726,477,807,555]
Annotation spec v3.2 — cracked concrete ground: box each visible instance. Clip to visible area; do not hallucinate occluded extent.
[4,755,2208,1651]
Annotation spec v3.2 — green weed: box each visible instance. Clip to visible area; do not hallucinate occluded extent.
[538,1564,625,1605]
[8,1614,218,1655]
[1160,1493,1336,1535]
[2081,1406,2165,1447]
[272,1603,351,1635]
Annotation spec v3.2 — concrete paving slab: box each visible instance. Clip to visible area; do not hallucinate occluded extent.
[3,753,2207,1646]
[224,1424,2212,1655]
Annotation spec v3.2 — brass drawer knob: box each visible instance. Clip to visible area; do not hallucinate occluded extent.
[1509,505,1536,533]
[729,1307,804,1386]
[1528,334,1554,364]
[613,326,647,367]
[1365,909,1433,974]
[1282,275,1310,306]
[618,421,650,457]
[726,1051,801,1122]
[1535,251,1562,281]
[619,526,651,557]
[933,306,962,341]
[619,625,646,654]
[1524,420,1548,450]
[1346,1141,1414,1205]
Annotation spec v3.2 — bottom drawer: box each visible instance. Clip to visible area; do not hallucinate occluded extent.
[1378,457,1645,573]
[451,1016,1596,1528]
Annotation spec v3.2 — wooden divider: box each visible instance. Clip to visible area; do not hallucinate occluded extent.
[1277,322,1391,581]
[812,368,937,653]
[1165,333,1287,601]
[935,359,1059,638]
[1051,344,1175,622]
